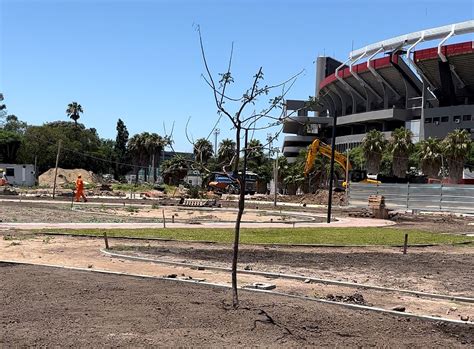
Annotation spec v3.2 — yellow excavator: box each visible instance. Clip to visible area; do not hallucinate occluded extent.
[304,138,380,188]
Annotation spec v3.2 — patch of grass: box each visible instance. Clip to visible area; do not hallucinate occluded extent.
[43,236,54,244]
[124,206,140,213]
[41,227,474,246]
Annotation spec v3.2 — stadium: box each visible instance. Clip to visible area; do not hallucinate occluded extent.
[282,20,474,162]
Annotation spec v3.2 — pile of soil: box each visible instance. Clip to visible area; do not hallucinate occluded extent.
[39,168,101,188]
[250,190,347,206]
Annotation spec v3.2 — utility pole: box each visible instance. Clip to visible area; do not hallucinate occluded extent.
[34,155,38,186]
[327,114,338,223]
[52,140,62,199]
[213,128,220,157]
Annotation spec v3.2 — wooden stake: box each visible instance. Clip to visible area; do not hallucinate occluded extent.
[171,215,175,223]
[162,209,166,228]
[103,231,109,249]
[403,233,408,254]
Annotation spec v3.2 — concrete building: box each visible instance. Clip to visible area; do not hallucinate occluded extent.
[283,21,474,162]
[0,163,35,186]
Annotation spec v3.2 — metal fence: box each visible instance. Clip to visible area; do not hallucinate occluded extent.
[348,182,474,213]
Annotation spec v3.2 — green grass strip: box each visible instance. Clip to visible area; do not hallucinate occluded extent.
[42,227,474,246]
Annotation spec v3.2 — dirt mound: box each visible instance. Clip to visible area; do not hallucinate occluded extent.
[39,168,101,188]
[251,190,347,206]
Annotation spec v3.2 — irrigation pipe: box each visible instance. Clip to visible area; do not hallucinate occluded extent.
[0,259,471,326]
[101,249,474,304]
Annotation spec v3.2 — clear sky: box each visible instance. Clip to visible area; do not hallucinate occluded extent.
[1,0,473,152]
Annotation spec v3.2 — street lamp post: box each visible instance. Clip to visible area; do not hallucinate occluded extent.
[213,128,220,157]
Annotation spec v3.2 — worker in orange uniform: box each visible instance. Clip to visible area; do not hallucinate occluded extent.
[75,175,88,202]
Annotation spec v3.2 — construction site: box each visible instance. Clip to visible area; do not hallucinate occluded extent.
[1,3,474,347]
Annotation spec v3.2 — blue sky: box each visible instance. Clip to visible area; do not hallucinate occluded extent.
[1,0,473,152]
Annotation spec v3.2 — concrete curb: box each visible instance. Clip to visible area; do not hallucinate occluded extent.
[1,259,472,326]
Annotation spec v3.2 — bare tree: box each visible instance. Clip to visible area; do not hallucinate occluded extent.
[197,27,303,308]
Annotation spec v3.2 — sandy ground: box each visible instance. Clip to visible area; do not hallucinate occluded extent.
[1,263,473,347]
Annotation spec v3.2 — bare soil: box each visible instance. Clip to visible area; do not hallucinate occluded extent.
[113,241,474,295]
[1,263,472,347]
[0,200,321,224]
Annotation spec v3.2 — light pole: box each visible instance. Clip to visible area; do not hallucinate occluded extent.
[213,128,220,157]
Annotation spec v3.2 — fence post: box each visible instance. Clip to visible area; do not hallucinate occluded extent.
[406,182,410,209]
[403,233,408,254]
[439,183,443,211]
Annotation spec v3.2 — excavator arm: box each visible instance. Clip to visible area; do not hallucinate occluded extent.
[304,138,352,177]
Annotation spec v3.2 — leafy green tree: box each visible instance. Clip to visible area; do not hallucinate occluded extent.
[362,129,386,174]
[442,129,471,182]
[418,137,442,178]
[3,115,27,134]
[390,127,413,178]
[0,130,22,163]
[161,154,189,185]
[17,121,103,174]
[217,138,236,165]
[245,139,273,192]
[66,102,83,126]
[0,93,6,121]
[348,146,365,170]
[114,118,129,179]
[193,138,213,164]
[282,152,305,195]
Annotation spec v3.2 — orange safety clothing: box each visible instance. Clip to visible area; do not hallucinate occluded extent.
[75,177,87,202]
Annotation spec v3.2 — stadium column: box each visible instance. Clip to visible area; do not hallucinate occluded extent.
[327,113,338,223]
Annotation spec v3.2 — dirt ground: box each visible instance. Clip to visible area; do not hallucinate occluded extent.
[1,233,472,322]
[0,200,321,224]
[114,241,474,295]
[1,263,472,347]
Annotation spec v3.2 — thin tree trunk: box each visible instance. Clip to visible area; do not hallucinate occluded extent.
[231,128,247,308]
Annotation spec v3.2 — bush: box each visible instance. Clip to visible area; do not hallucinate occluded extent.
[188,186,201,198]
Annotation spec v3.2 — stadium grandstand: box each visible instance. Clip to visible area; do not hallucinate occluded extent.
[282,20,474,162]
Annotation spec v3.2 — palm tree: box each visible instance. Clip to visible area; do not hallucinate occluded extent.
[193,138,213,164]
[217,138,236,165]
[66,102,83,126]
[247,139,264,162]
[127,133,147,182]
[390,127,413,178]
[418,137,442,178]
[441,129,471,183]
[144,133,168,182]
[161,154,189,185]
[362,129,386,174]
